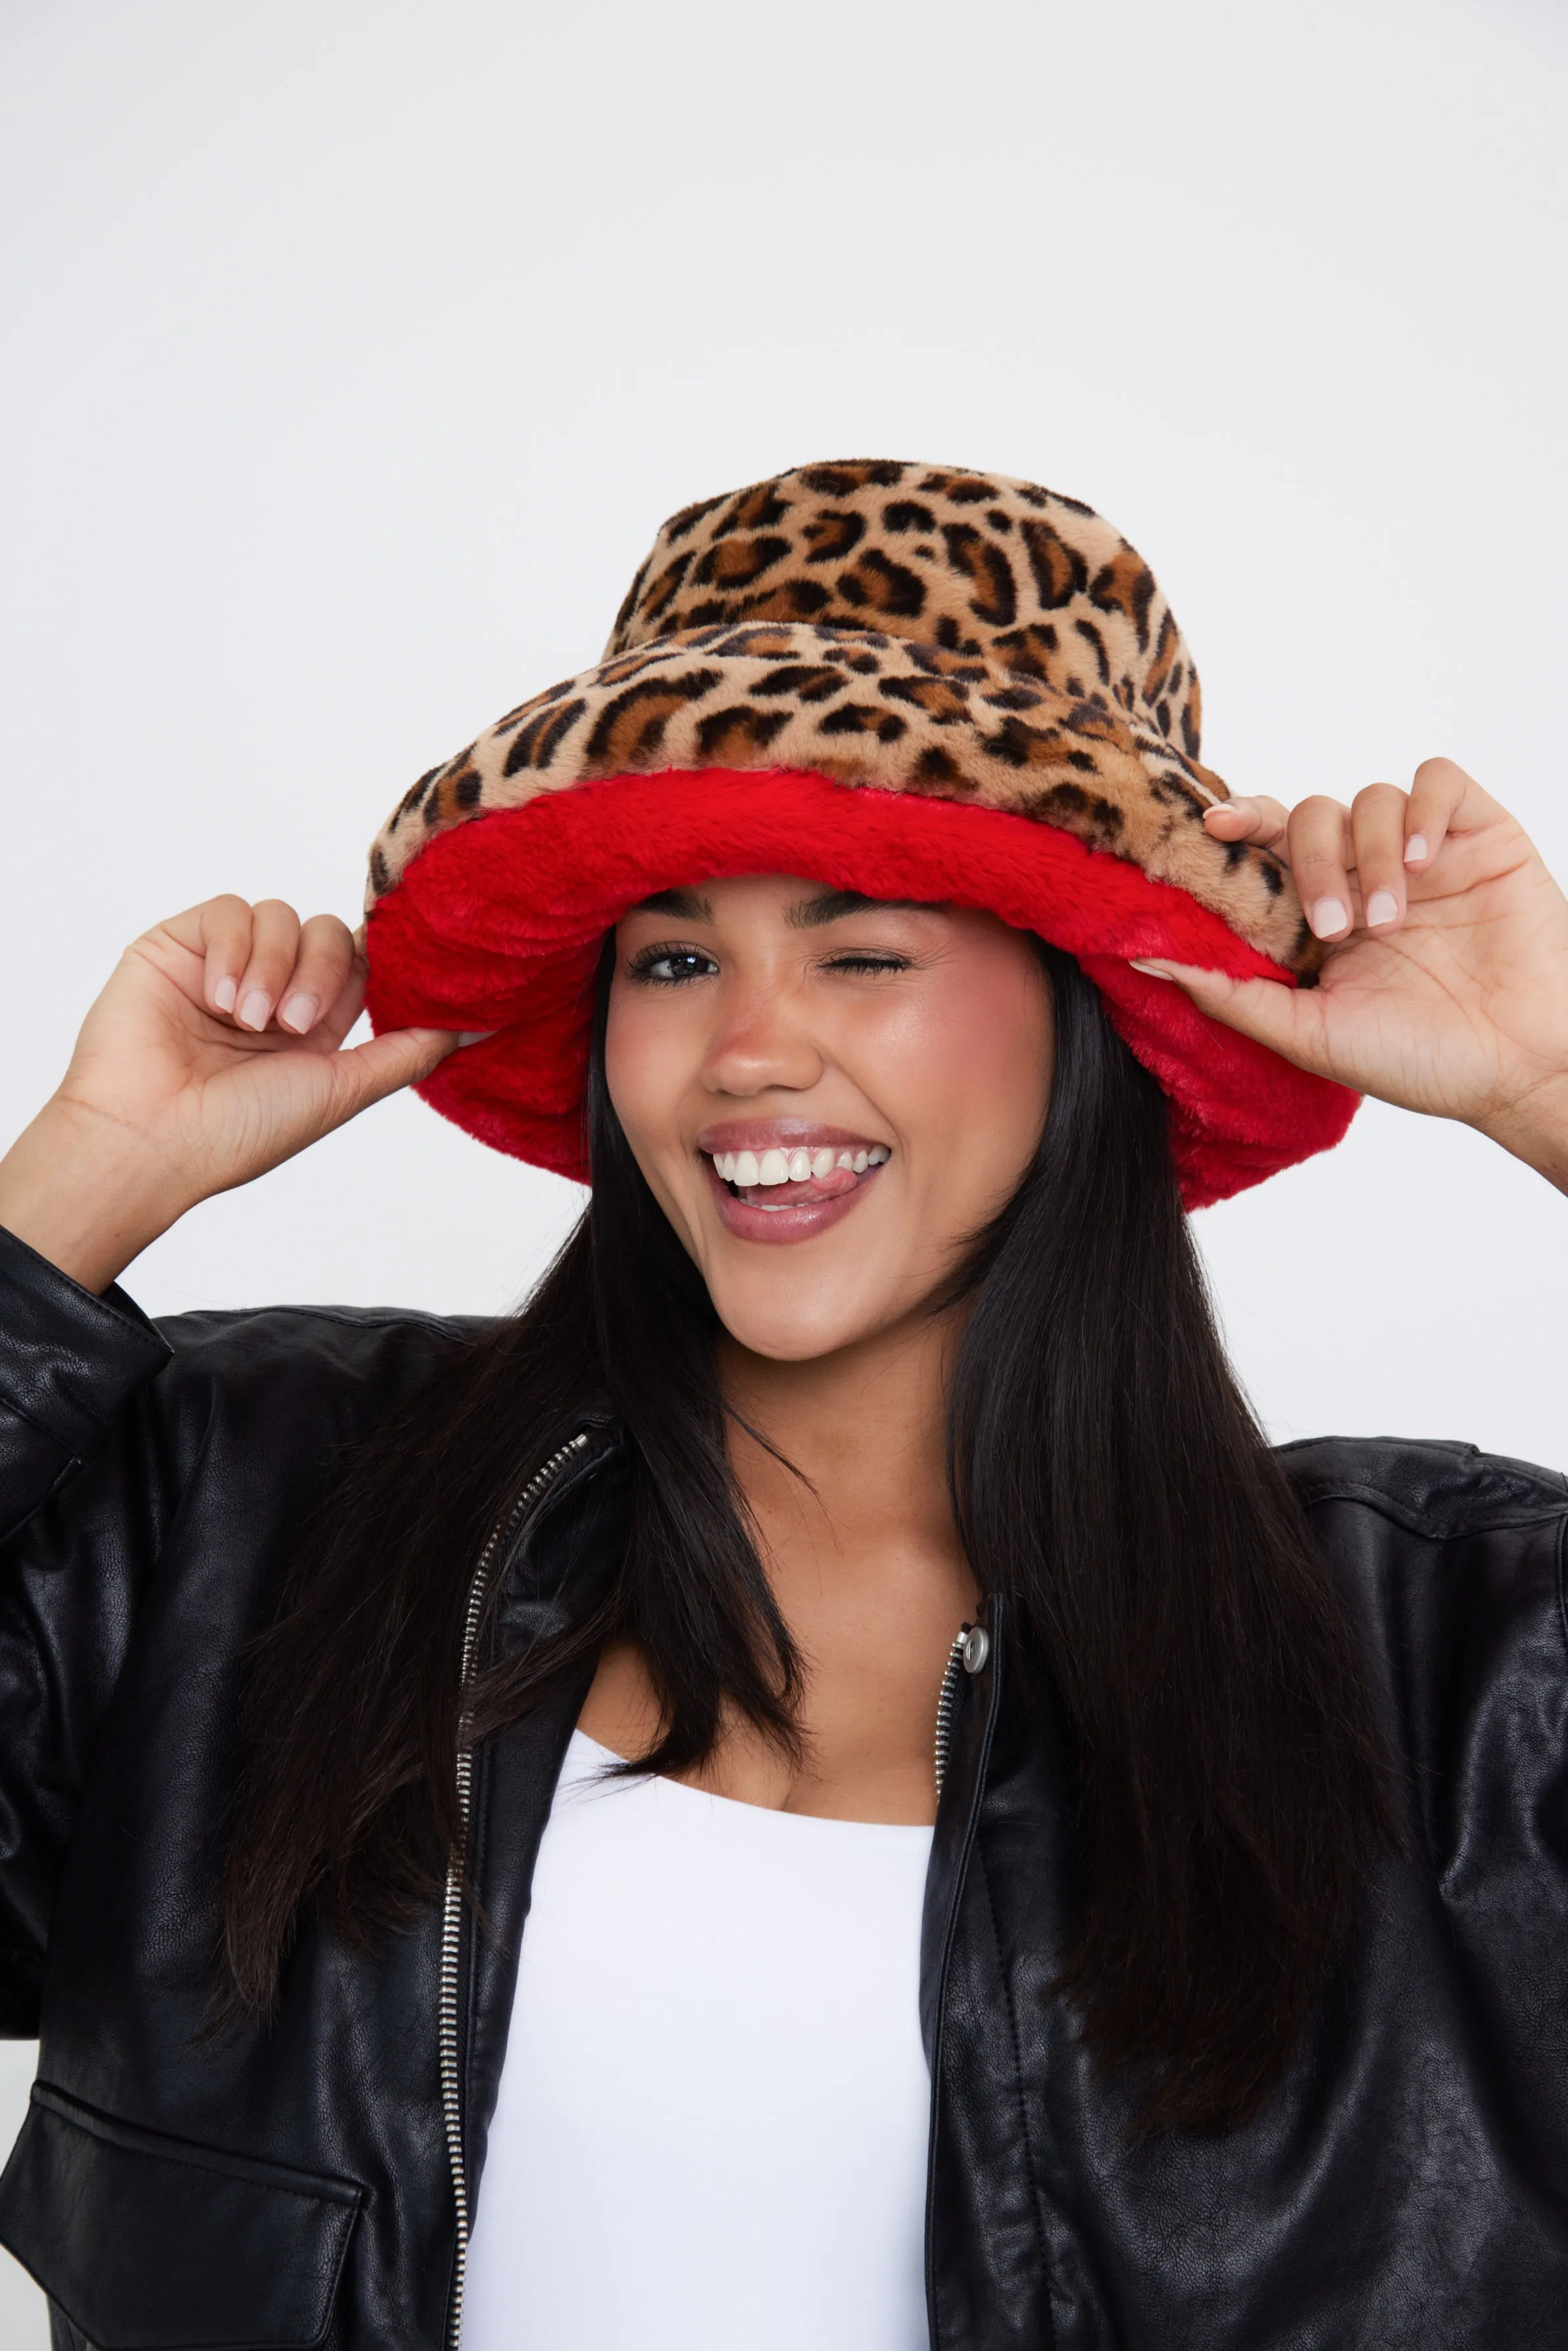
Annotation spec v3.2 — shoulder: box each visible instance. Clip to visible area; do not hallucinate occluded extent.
[1276,1436,1568,1710]
[1275,1432,1568,1540]
[154,1297,487,1380]
[144,1300,493,1456]
[1281,1441,1568,1897]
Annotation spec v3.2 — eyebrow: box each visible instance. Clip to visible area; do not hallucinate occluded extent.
[628,885,940,928]
[634,887,714,920]
[786,889,937,929]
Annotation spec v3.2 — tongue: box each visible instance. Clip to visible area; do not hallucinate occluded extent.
[735,1164,862,1206]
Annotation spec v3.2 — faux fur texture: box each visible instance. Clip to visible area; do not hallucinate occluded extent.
[367,460,1318,976]
[366,768,1357,1212]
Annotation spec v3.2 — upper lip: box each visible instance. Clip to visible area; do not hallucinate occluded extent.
[695,1119,890,1156]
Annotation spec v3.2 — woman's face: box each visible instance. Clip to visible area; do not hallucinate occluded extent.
[606,876,1054,1362]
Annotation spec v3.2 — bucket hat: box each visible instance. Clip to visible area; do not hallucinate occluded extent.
[364,460,1358,1207]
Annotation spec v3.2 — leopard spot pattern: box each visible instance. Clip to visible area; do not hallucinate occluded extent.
[368,460,1312,972]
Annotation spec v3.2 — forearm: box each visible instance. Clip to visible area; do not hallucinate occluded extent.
[0,1099,190,1296]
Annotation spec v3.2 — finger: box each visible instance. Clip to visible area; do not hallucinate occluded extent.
[320,1027,460,1123]
[185,895,257,1017]
[1350,783,1412,932]
[1127,961,1331,1074]
[1403,756,1494,870]
[276,914,357,1036]
[1201,795,1292,853]
[310,955,368,1051]
[1285,797,1356,941]
[233,901,303,1033]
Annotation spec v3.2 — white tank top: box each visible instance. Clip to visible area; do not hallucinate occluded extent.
[463,1729,935,2351]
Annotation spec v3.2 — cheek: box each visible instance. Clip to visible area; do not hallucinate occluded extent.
[602,985,695,1182]
[871,956,1053,1187]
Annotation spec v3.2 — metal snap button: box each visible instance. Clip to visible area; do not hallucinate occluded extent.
[962,1625,990,1675]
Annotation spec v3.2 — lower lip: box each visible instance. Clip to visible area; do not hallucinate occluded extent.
[704,1158,885,1245]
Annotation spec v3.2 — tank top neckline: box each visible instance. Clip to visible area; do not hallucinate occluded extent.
[565,1727,935,1841]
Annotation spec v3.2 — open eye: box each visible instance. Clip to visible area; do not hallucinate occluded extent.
[626,943,719,985]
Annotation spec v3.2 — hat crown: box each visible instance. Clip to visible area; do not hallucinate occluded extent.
[606,459,1204,761]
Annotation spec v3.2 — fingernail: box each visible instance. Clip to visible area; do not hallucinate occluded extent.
[1404,833,1428,866]
[1365,890,1399,928]
[1310,898,1348,939]
[279,992,318,1033]
[238,988,271,1031]
[1129,959,1176,981]
[213,975,237,1014]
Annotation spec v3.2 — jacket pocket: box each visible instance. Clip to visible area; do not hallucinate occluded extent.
[0,2081,362,2349]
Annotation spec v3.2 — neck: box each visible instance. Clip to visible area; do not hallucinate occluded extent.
[717,1304,975,1620]
[578,1301,980,1817]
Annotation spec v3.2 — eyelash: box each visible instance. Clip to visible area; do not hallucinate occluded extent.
[625,947,716,984]
[625,945,913,985]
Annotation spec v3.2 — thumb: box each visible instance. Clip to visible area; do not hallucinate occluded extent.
[324,1026,462,1120]
[1128,960,1331,1076]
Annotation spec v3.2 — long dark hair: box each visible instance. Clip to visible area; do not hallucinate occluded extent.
[223,938,1388,2133]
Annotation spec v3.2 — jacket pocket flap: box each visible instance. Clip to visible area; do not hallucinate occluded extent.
[0,2083,362,2349]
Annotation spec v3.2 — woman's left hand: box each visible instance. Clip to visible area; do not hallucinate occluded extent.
[1133,758,1568,1186]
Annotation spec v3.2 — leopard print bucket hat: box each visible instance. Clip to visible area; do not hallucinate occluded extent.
[364,460,1358,1206]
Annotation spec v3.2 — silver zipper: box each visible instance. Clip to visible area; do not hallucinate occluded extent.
[933,1627,968,1804]
[440,1429,593,2351]
[923,1600,1002,2346]
[934,1620,990,1803]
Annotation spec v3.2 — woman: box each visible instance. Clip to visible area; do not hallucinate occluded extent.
[1,460,1566,2351]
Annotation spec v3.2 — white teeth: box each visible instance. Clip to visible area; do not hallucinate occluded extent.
[710,1141,893,1191]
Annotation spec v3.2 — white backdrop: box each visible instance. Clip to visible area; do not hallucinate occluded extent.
[3,0,1567,2333]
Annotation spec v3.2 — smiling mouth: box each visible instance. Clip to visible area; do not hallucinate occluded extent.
[707,1142,891,1206]
[695,1127,893,1235]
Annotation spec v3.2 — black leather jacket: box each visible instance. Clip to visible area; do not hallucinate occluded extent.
[1,1222,1566,2350]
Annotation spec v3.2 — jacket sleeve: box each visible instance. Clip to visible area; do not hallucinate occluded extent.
[0,1224,175,2030]
[0,1225,172,1546]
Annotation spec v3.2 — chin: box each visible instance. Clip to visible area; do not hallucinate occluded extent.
[723,1320,868,1366]
[702,1269,908,1367]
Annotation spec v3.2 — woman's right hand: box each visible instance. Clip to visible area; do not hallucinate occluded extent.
[0,897,457,1293]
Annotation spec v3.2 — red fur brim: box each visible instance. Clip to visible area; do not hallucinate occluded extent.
[365,767,1358,1210]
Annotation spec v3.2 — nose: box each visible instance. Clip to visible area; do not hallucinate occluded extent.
[700,973,825,1100]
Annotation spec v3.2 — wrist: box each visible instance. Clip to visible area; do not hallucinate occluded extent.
[0,1095,193,1293]
[1473,1072,1568,1197]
